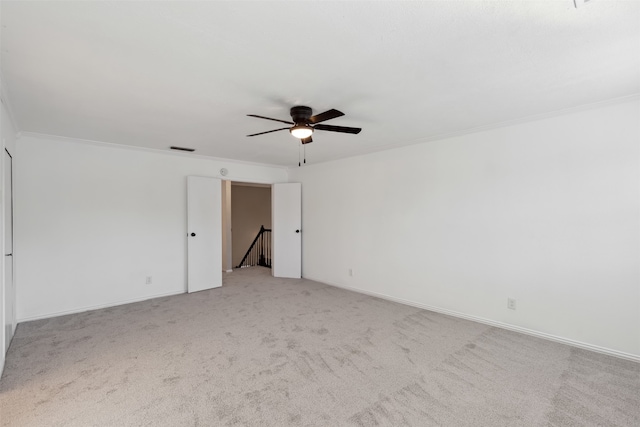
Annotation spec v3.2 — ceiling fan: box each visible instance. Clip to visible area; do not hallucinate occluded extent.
[246,106,361,144]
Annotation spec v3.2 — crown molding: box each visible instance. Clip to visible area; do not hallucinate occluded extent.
[18,131,290,171]
[290,93,640,171]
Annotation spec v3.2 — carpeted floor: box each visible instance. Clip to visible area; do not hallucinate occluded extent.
[1,267,638,426]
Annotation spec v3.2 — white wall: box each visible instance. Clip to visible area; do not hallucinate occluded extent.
[289,98,640,359]
[15,135,287,321]
[231,185,271,267]
[1,91,18,374]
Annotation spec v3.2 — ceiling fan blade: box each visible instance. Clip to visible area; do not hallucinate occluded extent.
[246,127,289,137]
[247,114,293,125]
[308,109,344,124]
[301,136,313,144]
[314,124,362,134]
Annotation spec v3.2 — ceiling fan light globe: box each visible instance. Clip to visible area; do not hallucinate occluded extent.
[290,125,313,139]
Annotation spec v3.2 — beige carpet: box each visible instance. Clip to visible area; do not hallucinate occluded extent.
[1,267,638,426]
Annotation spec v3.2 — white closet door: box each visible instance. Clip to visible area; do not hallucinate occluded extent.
[187,176,222,293]
[272,183,301,278]
[4,149,14,352]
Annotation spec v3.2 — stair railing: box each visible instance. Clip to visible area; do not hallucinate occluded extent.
[236,225,272,269]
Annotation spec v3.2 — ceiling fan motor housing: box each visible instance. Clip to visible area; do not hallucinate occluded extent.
[290,106,312,124]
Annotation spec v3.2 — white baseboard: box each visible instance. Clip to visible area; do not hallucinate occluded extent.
[307,276,640,363]
[17,290,185,323]
[15,277,639,363]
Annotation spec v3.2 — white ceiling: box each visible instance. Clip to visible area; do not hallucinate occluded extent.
[1,1,638,167]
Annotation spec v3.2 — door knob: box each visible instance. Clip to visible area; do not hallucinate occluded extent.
[190,233,196,237]
[295,229,300,233]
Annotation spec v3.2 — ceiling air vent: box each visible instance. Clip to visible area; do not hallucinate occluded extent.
[170,146,195,152]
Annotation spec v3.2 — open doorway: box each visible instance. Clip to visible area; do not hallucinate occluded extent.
[216,181,301,281]
[227,182,272,271]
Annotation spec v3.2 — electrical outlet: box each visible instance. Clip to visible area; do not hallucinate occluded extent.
[348,268,353,277]
[507,298,516,310]
[146,276,152,285]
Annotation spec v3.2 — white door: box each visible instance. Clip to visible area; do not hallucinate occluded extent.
[4,149,14,352]
[272,183,302,278]
[187,176,222,293]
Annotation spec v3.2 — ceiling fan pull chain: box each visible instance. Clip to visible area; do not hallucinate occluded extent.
[298,141,301,167]
[304,144,306,164]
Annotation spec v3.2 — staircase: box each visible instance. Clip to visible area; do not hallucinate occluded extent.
[236,225,272,269]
